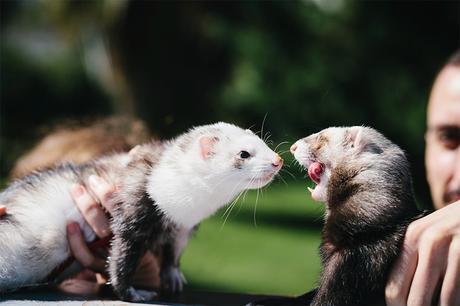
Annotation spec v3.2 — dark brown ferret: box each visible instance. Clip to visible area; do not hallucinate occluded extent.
[295,126,425,305]
[251,126,424,306]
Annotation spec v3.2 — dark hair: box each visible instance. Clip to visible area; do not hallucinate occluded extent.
[446,49,460,67]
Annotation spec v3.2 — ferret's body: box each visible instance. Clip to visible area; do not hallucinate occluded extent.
[291,126,423,306]
[0,122,282,301]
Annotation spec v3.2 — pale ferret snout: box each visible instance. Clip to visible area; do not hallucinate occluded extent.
[272,154,283,168]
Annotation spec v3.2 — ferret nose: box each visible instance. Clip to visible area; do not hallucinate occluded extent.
[290,143,298,154]
[272,154,283,168]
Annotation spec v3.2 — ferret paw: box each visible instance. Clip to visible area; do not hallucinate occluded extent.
[161,266,186,293]
[126,286,158,302]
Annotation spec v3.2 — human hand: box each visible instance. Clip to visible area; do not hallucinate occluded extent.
[385,201,460,306]
[59,175,160,295]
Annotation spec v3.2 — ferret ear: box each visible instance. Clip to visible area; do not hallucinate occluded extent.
[199,136,219,160]
[346,127,363,150]
[346,127,383,154]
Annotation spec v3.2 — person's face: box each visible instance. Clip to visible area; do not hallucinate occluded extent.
[425,65,460,209]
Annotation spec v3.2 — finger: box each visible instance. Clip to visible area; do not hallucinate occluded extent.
[57,278,100,295]
[440,237,460,306]
[129,145,141,156]
[66,222,107,272]
[71,184,111,238]
[0,205,6,216]
[386,242,418,306]
[72,269,97,282]
[407,230,449,306]
[88,175,115,213]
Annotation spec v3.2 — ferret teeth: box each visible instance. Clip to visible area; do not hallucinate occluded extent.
[307,187,314,193]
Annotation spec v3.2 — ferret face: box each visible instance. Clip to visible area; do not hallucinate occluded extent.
[199,124,283,190]
[291,126,389,202]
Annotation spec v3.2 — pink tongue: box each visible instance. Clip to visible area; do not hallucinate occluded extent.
[308,162,323,184]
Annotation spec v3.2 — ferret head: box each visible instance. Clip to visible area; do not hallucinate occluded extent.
[186,122,283,190]
[163,122,283,193]
[150,122,283,228]
[291,126,403,203]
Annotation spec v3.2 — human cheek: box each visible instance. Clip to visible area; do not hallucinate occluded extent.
[426,144,452,208]
[447,148,460,189]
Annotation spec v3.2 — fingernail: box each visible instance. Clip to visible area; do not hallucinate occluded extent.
[71,184,85,198]
[88,175,101,188]
[67,222,80,235]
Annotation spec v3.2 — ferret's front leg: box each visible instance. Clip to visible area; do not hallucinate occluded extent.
[158,226,194,293]
[108,195,164,301]
[108,232,158,301]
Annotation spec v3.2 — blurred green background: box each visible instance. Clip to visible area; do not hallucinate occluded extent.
[0,0,458,297]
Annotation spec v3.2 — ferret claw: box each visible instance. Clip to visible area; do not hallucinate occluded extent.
[126,287,158,302]
[161,266,186,293]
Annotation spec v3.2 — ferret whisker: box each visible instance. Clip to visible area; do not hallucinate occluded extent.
[260,113,268,142]
[213,172,243,190]
[254,185,260,228]
[221,178,247,220]
[277,173,289,186]
[221,174,256,228]
[263,132,272,144]
[237,188,251,215]
[280,168,296,180]
[274,141,290,152]
[220,190,244,230]
[278,149,291,155]
[242,188,250,202]
[251,169,265,228]
[246,123,256,131]
[223,175,257,229]
[221,178,247,218]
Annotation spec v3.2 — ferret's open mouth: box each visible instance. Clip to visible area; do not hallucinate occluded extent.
[304,161,325,200]
[308,162,324,184]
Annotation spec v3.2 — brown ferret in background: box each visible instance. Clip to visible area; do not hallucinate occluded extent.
[10,116,151,179]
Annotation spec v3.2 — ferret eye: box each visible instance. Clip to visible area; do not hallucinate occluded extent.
[239,151,251,159]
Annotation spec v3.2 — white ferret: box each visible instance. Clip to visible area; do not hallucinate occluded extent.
[0,122,283,301]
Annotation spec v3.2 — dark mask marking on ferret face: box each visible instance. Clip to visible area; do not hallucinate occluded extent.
[302,132,329,162]
[233,158,244,169]
[308,133,329,153]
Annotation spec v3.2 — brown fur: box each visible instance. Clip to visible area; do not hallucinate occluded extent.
[11,116,151,179]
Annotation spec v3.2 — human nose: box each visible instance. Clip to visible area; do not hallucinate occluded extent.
[290,143,298,154]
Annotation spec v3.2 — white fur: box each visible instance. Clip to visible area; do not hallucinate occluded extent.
[147,122,280,229]
[0,177,94,289]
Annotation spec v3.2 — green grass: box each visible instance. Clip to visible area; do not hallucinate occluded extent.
[181,181,325,296]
